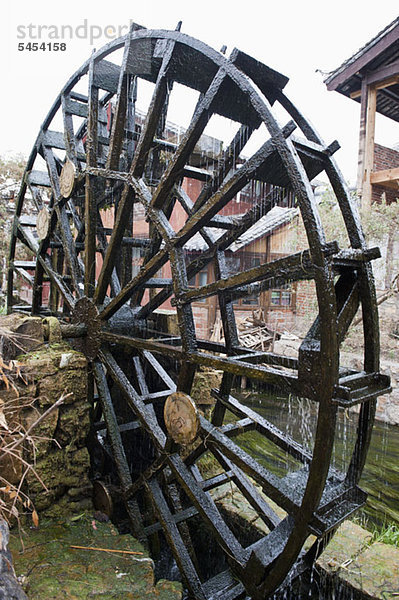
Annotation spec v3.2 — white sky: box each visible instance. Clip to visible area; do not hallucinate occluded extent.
[2,0,399,186]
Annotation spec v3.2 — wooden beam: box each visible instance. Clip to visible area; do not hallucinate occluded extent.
[370,166,399,188]
[360,84,377,211]
[350,74,399,99]
[365,59,399,87]
[350,89,362,100]
[356,79,369,194]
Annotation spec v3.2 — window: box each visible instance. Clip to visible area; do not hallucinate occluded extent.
[271,289,292,306]
[242,256,261,305]
[268,253,295,309]
[189,269,208,302]
[227,252,264,308]
[132,246,146,277]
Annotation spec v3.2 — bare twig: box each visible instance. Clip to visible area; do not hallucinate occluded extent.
[70,545,143,556]
[0,393,69,458]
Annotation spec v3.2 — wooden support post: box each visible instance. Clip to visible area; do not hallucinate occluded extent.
[356,79,368,196]
[357,81,376,212]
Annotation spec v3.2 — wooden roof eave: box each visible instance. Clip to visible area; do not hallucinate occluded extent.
[324,19,399,92]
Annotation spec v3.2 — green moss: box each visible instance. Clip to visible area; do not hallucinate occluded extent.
[10,514,182,599]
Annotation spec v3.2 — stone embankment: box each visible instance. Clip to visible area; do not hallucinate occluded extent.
[214,484,399,599]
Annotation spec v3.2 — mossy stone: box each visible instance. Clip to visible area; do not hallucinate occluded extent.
[9,514,182,599]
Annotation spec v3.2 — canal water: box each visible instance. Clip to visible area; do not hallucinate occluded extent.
[236,392,399,527]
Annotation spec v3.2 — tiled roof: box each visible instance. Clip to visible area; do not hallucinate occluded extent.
[324,17,399,88]
[184,205,298,253]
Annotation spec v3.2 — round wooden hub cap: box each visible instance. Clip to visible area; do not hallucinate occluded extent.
[59,160,76,198]
[164,392,199,446]
[36,207,50,240]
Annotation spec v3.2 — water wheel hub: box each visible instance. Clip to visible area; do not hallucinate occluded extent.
[71,297,101,360]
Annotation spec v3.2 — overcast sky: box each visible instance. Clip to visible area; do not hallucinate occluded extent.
[2,0,398,186]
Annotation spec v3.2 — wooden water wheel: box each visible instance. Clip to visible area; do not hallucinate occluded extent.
[8,23,390,599]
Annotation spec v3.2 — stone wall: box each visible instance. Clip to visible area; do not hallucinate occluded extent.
[0,315,92,521]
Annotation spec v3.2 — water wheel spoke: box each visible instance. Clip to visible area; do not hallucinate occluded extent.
[150,66,228,210]
[93,185,134,304]
[146,477,207,600]
[100,329,303,392]
[92,360,145,538]
[141,350,176,391]
[177,246,335,306]
[130,187,178,306]
[84,58,101,297]
[94,37,178,303]
[208,448,280,531]
[93,360,133,491]
[106,37,133,171]
[99,248,169,320]
[95,210,121,297]
[99,347,166,450]
[61,94,80,167]
[38,255,75,309]
[41,146,84,296]
[31,259,45,315]
[167,453,248,566]
[131,39,177,178]
[192,123,253,213]
[26,181,45,212]
[199,417,300,515]
[16,222,39,255]
[173,123,293,248]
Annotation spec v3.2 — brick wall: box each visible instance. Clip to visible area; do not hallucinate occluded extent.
[372,144,399,205]
[266,310,297,331]
[192,305,209,340]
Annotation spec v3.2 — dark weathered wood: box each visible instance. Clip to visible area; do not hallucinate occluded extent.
[106,38,132,171]
[199,417,300,515]
[93,361,145,540]
[173,121,296,248]
[175,246,337,305]
[99,248,169,320]
[168,453,248,565]
[142,350,176,391]
[150,67,227,210]
[147,478,207,599]
[99,347,166,450]
[192,124,253,213]
[93,36,177,304]
[42,146,83,296]
[61,94,79,167]
[84,59,99,297]
[212,391,312,464]
[212,448,280,531]
[95,210,121,297]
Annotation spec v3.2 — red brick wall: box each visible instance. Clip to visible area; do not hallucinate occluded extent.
[372,144,399,205]
[192,305,209,339]
[266,310,297,331]
[296,280,317,319]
